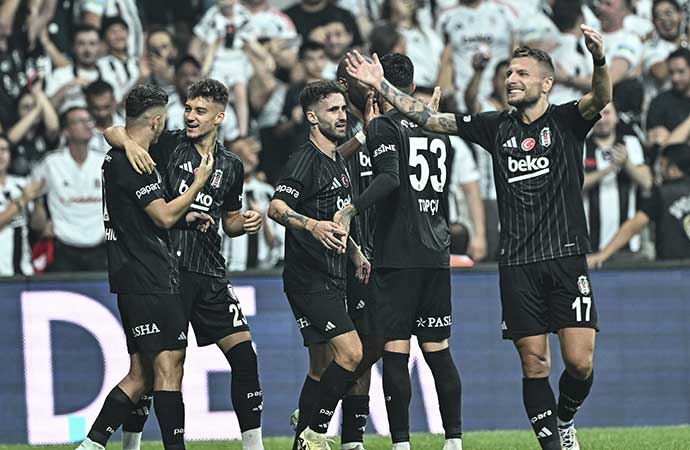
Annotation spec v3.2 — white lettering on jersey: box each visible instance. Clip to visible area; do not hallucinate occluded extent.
[418,198,440,215]
[507,156,550,183]
[275,184,300,198]
[178,179,213,211]
[135,183,160,199]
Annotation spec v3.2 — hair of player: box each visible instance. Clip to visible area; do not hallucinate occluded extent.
[59,106,90,129]
[511,46,555,77]
[100,16,128,38]
[662,143,690,176]
[667,47,690,67]
[380,53,414,93]
[73,24,99,42]
[369,23,403,59]
[186,79,229,107]
[299,40,325,60]
[84,79,115,99]
[125,85,168,119]
[299,80,346,112]
[551,0,583,32]
[175,55,202,72]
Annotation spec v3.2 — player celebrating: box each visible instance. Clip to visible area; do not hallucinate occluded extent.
[345,24,611,450]
[104,79,265,450]
[76,85,213,450]
[336,53,462,450]
[269,80,369,450]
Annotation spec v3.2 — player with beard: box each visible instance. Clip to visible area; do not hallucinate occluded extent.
[269,80,369,450]
[104,79,265,450]
[345,24,611,450]
[76,85,214,450]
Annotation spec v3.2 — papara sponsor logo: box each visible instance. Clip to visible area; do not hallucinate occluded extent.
[275,184,300,198]
[135,182,160,199]
[173,428,184,435]
[131,323,160,337]
[507,156,550,183]
[530,409,552,424]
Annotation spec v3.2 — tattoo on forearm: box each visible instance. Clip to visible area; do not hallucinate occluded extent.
[277,208,310,229]
[381,80,432,126]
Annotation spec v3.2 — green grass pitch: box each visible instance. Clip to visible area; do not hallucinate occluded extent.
[2,426,689,450]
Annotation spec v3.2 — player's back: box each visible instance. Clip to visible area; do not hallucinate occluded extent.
[102,148,178,294]
[369,110,451,269]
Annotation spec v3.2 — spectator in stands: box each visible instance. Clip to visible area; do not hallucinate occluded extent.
[96,16,140,103]
[32,107,106,272]
[271,41,325,183]
[588,143,690,266]
[0,135,47,276]
[189,1,251,136]
[550,1,595,105]
[45,25,102,112]
[7,84,60,176]
[80,0,144,57]
[223,136,283,271]
[583,103,653,254]
[321,20,356,79]
[647,48,690,149]
[595,0,645,86]
[139,27,177,98]
[436,0,515,111]
[642,0,686,101]
[368,22,405,58]
[380,0,443,89]
[283,0,363,51]
[85,80,124,153]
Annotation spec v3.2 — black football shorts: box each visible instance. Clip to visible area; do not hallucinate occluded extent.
[499,255,599,341]
[117,293,188,355]
[371,268,452,342]
[346,260,376,337]
[181,270,250,347]
[286,279,356,347]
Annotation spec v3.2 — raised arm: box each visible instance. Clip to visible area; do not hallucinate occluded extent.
[577,25,612,120]
[345,50,458,135]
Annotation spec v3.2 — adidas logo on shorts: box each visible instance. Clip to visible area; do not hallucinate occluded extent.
[356,300,365,310]
[177,331,187,341]
[324,321,336,332]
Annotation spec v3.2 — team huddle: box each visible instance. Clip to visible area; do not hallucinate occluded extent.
[76,24,611,450]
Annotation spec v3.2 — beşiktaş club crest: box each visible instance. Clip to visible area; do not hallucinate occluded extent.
[211,169,223,188]
[577,275,590,295]
[540,127,552,147]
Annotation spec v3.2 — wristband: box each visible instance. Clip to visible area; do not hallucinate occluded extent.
[354,130,366,145]
[593,56,606,67]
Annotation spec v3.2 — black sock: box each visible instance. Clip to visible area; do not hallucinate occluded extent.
[383,351,411,444]
[153,390,186,450]
[292,376,320,450]
[341,395,369,444]
[308,361,355,433]
[523,377,560,450]
[87,386,135,446]
[122,393,152,433]
[423,348,462,439]
[558,370,593,423]
[226,341,263,432]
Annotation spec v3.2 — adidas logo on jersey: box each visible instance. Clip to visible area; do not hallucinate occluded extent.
[537,427,553,438]
[179,161,194,173]
[502,137,518,149]
[331,177,343,190]
[324,321,336,332]
[177,331,187,341]
[356,300,365,310]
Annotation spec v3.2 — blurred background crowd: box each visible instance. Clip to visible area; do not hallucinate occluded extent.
[1,0,690,276]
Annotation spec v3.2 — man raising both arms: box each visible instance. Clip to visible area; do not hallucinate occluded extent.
[104,79,265,450]
[76,85,214,450]
[346,24,611,450]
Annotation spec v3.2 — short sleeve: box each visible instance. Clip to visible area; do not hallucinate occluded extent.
[453,111,503,152]
[366,117,401,175]
[554,101,600,140]
[272,150,314,209]
[149,129,184,167]
[193,6,223,45]
[623,135,645,166]
[222,161,244,212]
[115,158,165,208]
[608,33,643,68]
[638,186,661,221]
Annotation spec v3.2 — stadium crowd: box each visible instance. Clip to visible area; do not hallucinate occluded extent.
[0,0,690,276]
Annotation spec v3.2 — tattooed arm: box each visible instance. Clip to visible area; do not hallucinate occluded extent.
[345,50,458,135]
[268,199,347,253]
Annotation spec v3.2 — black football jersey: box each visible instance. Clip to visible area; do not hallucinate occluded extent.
[345,113,375,259]
[102,148,179,294]
[150,130,244,277]
[639,177,690,260]
[366,110,452,269]
[453,101,599,266]
[273,141,353,293]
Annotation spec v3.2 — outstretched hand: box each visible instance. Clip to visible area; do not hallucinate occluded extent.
[345,50,384,89]
[581,25,605,60]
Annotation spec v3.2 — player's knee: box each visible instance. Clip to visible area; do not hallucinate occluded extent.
[565,356,593,380]
[336,340,363,370]
[521,352,551,378]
